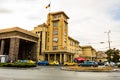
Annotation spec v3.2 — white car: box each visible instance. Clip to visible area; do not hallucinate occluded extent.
[110,62,115,66]
[116,62,120,66]
[104,62,110,66]
[104,61,115,66]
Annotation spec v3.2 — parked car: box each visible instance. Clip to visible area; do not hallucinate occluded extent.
[37,60,49,65]
[116,62,120,66]
[49,61,59,66]
[64,62,77,66]
[78,61,98,67]
[18,60,36,64]
[104,61,115,66]
[98,62,104,65]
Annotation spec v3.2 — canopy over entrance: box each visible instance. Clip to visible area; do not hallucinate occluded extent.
[74,57,86,62]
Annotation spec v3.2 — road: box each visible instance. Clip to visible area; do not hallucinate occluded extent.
[0,66,120,80]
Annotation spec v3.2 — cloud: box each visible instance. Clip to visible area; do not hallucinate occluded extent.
[0,8,12,13]
[62,0,120,50]
[0,0,120,50]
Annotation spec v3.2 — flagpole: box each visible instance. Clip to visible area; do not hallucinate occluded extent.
[49,1,51,14]
[48,1,51,26]
[45,1,51,26]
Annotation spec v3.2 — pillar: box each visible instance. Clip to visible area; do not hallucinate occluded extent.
[60,53,62,64]
[31,43,37,61]
[0,40,5,55]
[54,54,56,61]
[9,38,19,62]
[64,53,67,62]
[48,54,50,61]
[71,55,73,62]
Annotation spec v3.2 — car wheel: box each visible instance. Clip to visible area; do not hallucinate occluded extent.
[65,64,67,66]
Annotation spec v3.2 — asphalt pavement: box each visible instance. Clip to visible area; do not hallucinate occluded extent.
[0,66,120,80]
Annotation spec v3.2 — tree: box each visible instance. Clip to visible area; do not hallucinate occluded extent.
[105,48,120,63]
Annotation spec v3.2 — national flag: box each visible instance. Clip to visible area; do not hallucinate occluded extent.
[45,3,50,9]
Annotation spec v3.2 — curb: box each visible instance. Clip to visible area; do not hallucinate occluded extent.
[61,67,120,72]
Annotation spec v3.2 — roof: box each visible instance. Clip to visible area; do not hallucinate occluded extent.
[81,45,92,48]
[81,45,96,51]
[96,51,107,58]
[50,11,69,19]
[34,23,48,29]
[0,27,38,38]
[68,36,79,43]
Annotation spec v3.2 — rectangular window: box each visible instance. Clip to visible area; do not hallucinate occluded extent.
[64,38,66,42]
[64,22,67,29]
[53,15,57,19]
[53,21,58,27]
[48,38,49,42]
[64,47,67,50]
[53,30,58,35]
[53,14,61,19]
[47,46,49,50]
[53,37,58,42]
[53,46,58,50]
[64,32,67,36]
[39,31,42,55]
[48,32,49,36]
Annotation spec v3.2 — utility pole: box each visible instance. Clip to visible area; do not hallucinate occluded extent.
[105,30,111,50]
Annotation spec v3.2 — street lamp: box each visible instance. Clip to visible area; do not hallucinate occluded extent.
[105,30,111,50]
[100,42,104,44]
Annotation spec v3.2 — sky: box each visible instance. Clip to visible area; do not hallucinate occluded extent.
[0,0,120,51]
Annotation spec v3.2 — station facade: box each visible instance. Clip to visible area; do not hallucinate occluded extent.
[0,11,96,63]
[32,11,96,63]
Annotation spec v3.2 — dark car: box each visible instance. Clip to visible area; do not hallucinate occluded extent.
[78,61,98,67]
[37,61,49,65]
[98,62,104,65]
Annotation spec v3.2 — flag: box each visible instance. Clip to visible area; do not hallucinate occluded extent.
[45,3,50,9]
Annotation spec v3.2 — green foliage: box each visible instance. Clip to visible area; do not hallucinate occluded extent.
[0,63,6,67]
[105,48,120,63]
[118,64,120,67]
[0,62,36,67]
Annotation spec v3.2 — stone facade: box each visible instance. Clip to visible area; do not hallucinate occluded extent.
[0,27,38,62]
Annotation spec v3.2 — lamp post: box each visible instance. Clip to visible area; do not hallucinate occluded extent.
[105,30,111,50]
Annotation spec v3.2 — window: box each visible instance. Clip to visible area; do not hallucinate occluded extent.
[53,37,58,42]
[53,14,61,19]
[36,31,41,34]
[47,46,49,50]
[53,30,58,35]
[64,22,67,29]
[48,32,49,36]
[64,47,67,50]
[53,15,57,19]
[53,21,58,27]
[64,32,67,36]
[64,38,66,42]
[53,46,58,50]
[48,38,49,42]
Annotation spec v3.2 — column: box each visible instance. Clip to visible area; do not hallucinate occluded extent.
[31,43,37,61]
[9,38,19,62]
[71,55,73,62]
[48,54,50,61]
[60,53,62,64]
[0,40,5,55]
[64,53,67,62]
[54,54,56,61]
